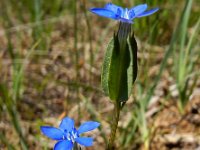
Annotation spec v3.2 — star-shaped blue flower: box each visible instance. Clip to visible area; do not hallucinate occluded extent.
[40,117,100,150]
[90,3,159,23]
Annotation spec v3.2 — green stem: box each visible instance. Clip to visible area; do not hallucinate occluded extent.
[178,101,184,115]
[107,102,121,150]
[73,142,81,150]
[73,0,78,79]
[73,0,81,120]
[80,0,94,82]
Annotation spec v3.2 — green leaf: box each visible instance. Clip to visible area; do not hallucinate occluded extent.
[127,34,138,97]
[108,34,124,101]
[101,36,116,96]
[101,33,138,102]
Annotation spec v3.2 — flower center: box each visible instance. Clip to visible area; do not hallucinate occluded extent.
[123,8,129,19]
[63,128,78,143]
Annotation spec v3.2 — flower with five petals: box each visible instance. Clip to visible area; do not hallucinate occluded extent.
[90,3,159,23]
[40,117,100,150]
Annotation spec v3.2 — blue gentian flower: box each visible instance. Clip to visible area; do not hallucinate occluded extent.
[90,3,159,23]
[40,117,100,150]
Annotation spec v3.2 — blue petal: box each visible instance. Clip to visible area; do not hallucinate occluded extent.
[59,117,74,132]
[54,140,73,150]
[90,8,119,20]
[129,4,147,18]
[77,121,100,134]
[40,126,63,140]
[75,137,93,146]
[104,3,124,14]
[137,8,159,18]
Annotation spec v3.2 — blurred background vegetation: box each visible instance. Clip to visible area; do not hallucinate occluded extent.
[0,0,200,149]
